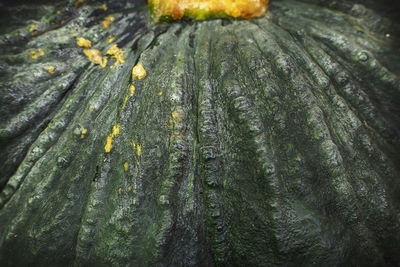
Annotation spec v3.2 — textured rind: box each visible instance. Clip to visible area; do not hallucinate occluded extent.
[0,0,400,266]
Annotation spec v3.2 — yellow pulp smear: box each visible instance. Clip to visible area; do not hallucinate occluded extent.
[76,37,92,48]
[132,63,147,79]
[106,44,125,67]
[149,0,269,21]
[104,124,120,153]
[83,49,108,68]
[46,66,55,74]
[102,15,115,30]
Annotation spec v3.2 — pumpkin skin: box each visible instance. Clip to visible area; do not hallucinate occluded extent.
[1,0,400,266]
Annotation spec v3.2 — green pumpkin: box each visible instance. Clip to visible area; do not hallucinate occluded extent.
[1,0,400,266]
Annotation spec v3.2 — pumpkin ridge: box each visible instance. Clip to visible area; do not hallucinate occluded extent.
[233,23,355,262]
[0,70,89,209]
[244,15,400,262]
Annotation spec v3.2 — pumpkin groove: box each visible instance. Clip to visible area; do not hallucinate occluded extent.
[0,0,400,266]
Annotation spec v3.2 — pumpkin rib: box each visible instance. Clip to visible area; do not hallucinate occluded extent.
[197,59,230,265]
[254,31,363,261]
[283,34,389,223]
[191,22,232,265]
[271,7,400,157]
[306,38,398,159]
[73,53,139,266]
[204,23,301,264]
[290,37,400,266]
[235,15,399,262]
[157,45,203,267]
[0,74,88,209]
[264,19,398,256]
[287,11,400,124]
[244,16,396,262]
[0,72,81,141]
[274,19,400,215]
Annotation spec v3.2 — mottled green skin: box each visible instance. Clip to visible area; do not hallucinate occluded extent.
[1,0,400,266]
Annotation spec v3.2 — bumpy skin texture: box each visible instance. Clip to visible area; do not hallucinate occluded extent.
[1,0,400,266]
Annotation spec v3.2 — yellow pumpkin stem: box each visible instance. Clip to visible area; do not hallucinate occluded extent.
[149,0,269,21]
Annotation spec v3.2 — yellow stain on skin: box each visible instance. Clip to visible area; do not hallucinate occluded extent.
[106,44,125,67]
[132,63,146,79]
[122,79,135,109]
[130,141,141,156]
[124,162,129,171]
[122,95,129,109]
[129,85,136,96]
[364,120,374,131]
[76,37,92,48]
[149,0,269,20]
[105,137,113,152]
[46,66,55,74]
[102,15,115,30]
[30,49,44,60]
[83,49,108,67]
[172,112,179,119]
[107,35,116,43]
[113,124,120,135]
[80,127,88,139]
[104,123,120,153]
[29,25,37,32]
[74,0,86,7]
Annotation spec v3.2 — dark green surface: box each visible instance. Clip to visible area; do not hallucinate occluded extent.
[1,0,400,266]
